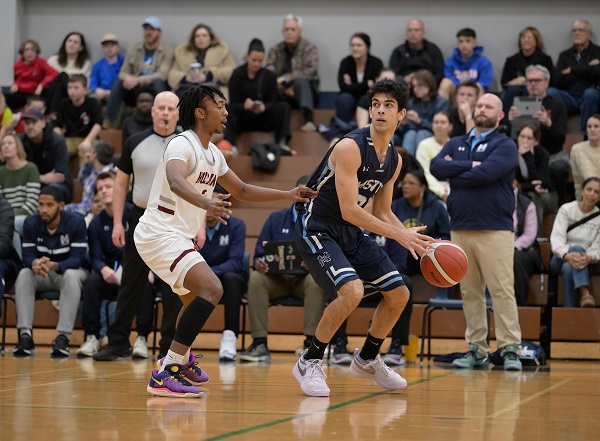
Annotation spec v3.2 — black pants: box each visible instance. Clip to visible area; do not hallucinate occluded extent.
[81,272,119,338]
[150,278,182,355]
[514,249,539,306]
[0,259,19,317]
[107,206,180,351]
[550,161,571,204]
[82,271,158,338]
[218,272,247,336]
[2,86,55,113]
[224,102,291,145]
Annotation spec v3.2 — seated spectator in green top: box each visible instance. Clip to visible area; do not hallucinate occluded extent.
[0,132,40,256]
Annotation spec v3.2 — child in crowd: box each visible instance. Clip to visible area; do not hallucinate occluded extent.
[53,74,103,169]
[89,33,124,104]
[399,70,449,155]
[2,39,58,112]
[438,28,493,100]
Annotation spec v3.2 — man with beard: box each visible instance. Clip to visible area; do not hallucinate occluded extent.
[13,186,88,357]
[430,94,523,371]
[103,16,174,128]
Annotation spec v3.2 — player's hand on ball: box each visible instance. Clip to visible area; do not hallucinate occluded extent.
[205,193,232,224]
[401,225,435,260]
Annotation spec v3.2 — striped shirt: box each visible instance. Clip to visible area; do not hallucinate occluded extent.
[21,211,89,272]
[0,162,40,216]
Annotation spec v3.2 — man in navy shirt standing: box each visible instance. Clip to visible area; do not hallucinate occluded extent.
[13,186,89,357]
[431,93,523,371]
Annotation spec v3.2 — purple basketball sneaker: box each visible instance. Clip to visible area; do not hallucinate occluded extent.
[147,364,204,398]
[158,353,210,385]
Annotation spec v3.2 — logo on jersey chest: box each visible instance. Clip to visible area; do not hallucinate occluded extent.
[219,235,229,246]
[358,179,383,193]
[195,172,217,186]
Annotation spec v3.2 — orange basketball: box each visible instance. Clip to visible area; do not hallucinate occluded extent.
[420,240,468,288]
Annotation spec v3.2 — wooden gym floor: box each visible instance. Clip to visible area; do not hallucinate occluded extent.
[1,350,599,441]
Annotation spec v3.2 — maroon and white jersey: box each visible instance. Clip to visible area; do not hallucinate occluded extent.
[139,130,229,238]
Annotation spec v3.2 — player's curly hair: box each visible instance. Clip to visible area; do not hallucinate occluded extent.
[178,85,226,130]
[368,79,409,111]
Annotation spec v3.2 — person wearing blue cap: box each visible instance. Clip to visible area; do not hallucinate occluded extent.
[103,16,174,128]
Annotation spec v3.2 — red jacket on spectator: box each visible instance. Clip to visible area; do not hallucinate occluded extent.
[13,57,58,94]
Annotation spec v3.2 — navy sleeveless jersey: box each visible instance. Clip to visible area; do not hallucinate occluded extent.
[296,126,399,225]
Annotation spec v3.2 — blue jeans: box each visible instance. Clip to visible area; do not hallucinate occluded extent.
[402,129,433,156]
[335,92,358,123]
[546,87,600,135]
[549,245,591,307]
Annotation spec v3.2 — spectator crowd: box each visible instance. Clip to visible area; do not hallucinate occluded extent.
[0,14,598,367]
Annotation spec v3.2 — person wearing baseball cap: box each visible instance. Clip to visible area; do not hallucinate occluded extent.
[142,16,162,30]
[90,34,124,103]
[19,107,73,203]
[21,108,45,121]
[101,33,119,45]
[103,17,173,128]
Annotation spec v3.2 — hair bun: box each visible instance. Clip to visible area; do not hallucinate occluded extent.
[248,38,264,53]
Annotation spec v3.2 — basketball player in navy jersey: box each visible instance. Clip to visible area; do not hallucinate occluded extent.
[293,79,434,397]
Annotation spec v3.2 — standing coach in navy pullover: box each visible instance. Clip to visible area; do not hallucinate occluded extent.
[430,93,523,371]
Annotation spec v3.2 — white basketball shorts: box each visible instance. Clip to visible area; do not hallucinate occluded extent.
[134,222,205,295]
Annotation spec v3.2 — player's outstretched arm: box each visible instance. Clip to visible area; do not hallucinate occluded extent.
[218,169,317,203]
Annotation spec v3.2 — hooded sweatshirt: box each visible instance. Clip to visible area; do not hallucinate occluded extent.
[444,46,493,90]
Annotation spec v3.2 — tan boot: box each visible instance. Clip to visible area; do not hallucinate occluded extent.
[579,287,596,308]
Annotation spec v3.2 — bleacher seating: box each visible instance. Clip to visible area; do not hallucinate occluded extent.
[6,103,599,360]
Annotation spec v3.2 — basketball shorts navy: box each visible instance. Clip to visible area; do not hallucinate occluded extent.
[295,215,405,298]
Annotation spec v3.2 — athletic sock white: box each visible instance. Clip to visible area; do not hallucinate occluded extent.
[159,350,186,373]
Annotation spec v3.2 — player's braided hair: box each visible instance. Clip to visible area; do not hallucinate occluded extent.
[178,85,226,130]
